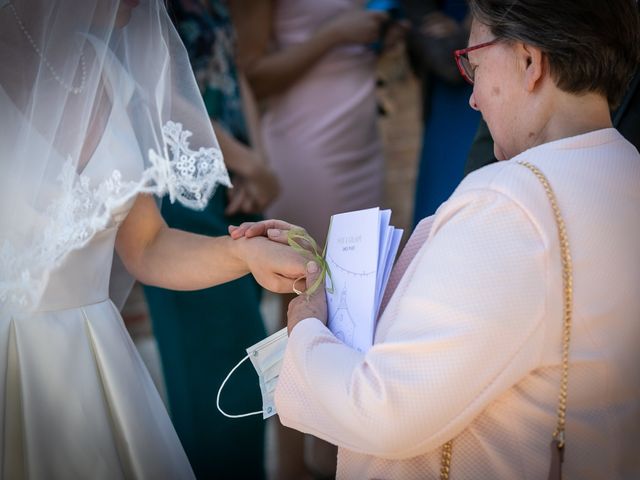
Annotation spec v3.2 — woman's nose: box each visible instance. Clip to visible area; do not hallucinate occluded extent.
[469,90,479,111]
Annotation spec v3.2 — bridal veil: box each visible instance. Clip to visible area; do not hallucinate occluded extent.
[0,0,230,314]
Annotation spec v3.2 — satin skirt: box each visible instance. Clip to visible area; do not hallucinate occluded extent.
[1,299,194,480]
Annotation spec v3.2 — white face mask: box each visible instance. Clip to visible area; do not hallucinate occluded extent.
[216,327,288,420]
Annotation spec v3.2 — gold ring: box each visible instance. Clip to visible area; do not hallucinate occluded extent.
[292,276,305,296]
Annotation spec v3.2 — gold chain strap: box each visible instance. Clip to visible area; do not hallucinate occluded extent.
[439,439,454,480]
[438,161,573,479]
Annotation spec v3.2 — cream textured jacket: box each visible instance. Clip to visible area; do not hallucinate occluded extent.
[274,129,640,479]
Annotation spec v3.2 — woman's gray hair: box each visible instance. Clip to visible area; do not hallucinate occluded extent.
[468,0,640,108]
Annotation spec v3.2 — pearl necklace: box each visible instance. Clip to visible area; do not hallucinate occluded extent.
[8,1,86,94]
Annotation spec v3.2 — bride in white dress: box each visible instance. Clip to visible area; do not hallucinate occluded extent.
[0,1,305,478]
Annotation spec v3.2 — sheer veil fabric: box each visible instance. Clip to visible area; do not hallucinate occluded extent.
[0,0,230,314]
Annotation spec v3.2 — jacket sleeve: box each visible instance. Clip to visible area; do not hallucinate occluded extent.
[274,187,549,459]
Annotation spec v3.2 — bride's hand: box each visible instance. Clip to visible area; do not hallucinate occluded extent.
[228,219,302,245]
[234,235,307,293]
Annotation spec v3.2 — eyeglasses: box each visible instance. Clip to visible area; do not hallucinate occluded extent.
[454,39,500,85]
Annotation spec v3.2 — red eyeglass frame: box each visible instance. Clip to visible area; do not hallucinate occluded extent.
[454,39,500,85]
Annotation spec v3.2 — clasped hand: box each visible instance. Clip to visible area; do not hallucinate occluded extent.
[230,220,328,334]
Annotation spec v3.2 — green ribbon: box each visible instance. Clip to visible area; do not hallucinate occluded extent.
[287,227,334,297]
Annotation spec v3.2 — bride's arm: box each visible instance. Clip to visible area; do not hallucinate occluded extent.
[115,194,305,293]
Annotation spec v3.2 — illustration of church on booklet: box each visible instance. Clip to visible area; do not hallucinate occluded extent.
[330,283,356,347]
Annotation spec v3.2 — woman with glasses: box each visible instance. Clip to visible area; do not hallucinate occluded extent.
[232,0,640,478]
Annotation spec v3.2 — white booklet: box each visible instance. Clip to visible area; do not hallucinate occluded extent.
[325,207,403,352]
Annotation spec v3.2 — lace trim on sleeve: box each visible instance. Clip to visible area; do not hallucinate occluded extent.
[0,121,229,313]
[146,121,231,210]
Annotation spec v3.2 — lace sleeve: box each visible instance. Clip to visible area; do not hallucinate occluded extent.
[147,121,231,210]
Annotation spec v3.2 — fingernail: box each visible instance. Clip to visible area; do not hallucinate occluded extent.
[307,261,318,273]
[268,228,281,237]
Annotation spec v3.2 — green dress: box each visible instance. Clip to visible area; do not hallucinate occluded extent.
[144,2,266,478]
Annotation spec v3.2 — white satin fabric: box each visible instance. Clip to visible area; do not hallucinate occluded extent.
[275,129,640,479]
[0,60,194,479]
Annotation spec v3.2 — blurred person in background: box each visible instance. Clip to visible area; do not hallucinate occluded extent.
[401,0,481,225]
[234,0,389,245]
[142,1,280,478]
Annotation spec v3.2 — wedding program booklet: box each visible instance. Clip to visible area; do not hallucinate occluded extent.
[325,207,403,352]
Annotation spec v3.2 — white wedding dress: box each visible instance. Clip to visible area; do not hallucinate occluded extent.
[0,57,196,479]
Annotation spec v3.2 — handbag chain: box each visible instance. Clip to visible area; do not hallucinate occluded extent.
[439,161,573,480]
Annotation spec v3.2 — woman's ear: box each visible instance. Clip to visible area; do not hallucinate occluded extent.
[518,42,544,92]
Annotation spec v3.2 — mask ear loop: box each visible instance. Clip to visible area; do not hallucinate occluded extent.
[216,354,263,418]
